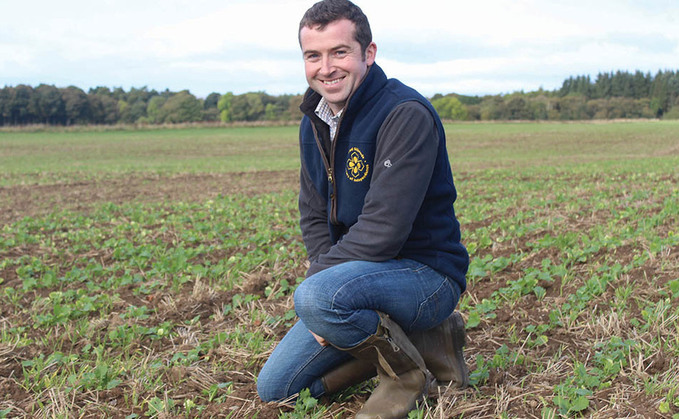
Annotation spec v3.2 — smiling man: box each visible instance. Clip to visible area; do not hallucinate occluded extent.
[257,1,470,417]
[300,17,375,115]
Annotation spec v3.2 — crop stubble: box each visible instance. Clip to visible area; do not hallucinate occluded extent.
[1,125,678,418]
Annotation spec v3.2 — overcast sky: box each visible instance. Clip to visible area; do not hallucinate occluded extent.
[1,0,678,98]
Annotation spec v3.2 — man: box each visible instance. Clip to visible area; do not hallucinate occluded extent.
[257,1,469,417]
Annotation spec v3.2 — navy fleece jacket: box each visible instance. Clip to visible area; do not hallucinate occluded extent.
[298,63,469,293]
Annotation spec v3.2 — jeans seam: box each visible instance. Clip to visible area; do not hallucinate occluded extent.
[411,264,429,273]
[283,343,327,398]
[410,276,453,330]
[329,266,412,344]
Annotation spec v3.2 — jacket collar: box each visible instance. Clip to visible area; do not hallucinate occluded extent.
[300,62,388,118]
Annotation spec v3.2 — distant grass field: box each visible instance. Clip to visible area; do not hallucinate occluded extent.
[0,125,300,186]
[1,120,678,418]
[2,120,678,185]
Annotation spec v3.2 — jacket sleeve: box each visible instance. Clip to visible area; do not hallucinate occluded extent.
[306,101,439,276]
[299,161,333,266]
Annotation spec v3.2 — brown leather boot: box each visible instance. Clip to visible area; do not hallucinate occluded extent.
[320,358,375,395]
[409,311,469,388]
[339,311,433,419]
[320,311,468,395]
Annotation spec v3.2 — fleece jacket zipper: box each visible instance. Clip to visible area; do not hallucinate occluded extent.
[310,122,339,225]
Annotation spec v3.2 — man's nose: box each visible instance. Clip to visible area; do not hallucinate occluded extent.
[320,55,334,75]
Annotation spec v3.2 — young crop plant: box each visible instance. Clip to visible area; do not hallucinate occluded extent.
[591,336,636,379]
[2,121,679,417]
[524,324,550,348]
[552,361,602,416]
[144,396,176,417]
[462,297,497,329]
[71,363,123,391]
[278,388,331,419]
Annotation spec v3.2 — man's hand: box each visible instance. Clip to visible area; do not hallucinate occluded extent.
[310,330,328,346]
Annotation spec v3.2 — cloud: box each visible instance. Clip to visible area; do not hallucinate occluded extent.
[368,0,679,46]
[1,0,678,97]
[0,43,35,73]
[168,58,305,95]
[369,0,679,95]
[141,0,309,59]
[380,32,679,96]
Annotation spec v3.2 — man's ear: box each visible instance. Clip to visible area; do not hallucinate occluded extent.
[365,42,377,65]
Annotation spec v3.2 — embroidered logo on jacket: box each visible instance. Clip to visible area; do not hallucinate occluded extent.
[345,147,369,182]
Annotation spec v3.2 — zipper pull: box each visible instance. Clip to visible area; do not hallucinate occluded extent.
[327,170,333,183]
[385,334,400,352]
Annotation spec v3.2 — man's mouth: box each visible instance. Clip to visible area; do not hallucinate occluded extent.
[322,77,343,86]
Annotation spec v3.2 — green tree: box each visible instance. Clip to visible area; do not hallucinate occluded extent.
[204,92,221,110]
[479,96,507,120]
[631,71,651,99]
[287,94,304,121]
[119,86,157,123]
[593,72,612,99]
[649,70,669,117]
[146,96,168,123]
[117,100,129,122]
[88,88,119,124]
[0,87,9,125]
[524,96,548,120]
[218,92,234,122]
[230,92,266,121]
[431,96,468,120]
[120,101,147,123]
[160,90,202,123]
[202,92,222,122]
[33,84,65,124]
[6,85,36,124]
[505,95,531,120]
[611,71,633,98]
[264,103,277,121]
[557,95,587,120]
[61,86,91,125]
[669,72,679,107]
[586,99,609,119]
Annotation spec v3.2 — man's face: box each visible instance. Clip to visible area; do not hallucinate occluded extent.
[300,18,376,115]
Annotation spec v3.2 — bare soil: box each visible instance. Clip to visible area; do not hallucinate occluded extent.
[0,171,300,227]
[0,170,675,418]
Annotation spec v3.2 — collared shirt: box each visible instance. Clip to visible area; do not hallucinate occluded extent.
[314,97,343,140]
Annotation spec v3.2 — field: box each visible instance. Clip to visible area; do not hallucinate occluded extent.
[1,121,678,418]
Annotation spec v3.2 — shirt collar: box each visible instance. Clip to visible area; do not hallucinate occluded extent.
[314,97,343,125]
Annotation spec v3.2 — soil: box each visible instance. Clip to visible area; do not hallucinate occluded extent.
[0,169,675,418]
[0,171,300,227]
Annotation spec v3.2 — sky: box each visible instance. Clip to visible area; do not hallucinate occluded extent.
[1,0,678,99]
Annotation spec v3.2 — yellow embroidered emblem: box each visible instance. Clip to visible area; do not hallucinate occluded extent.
[345,147,369,182]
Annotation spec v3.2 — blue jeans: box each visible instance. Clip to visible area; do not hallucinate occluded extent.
[257,259,461,402]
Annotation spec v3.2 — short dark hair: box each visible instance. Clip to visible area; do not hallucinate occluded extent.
[299,0,372,58]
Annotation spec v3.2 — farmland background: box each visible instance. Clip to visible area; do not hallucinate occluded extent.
[1,120,679,418]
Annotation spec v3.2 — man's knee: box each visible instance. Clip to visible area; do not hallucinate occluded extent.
[293,276,328,320]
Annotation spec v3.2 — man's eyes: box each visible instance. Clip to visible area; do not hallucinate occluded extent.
[305,50,349,61]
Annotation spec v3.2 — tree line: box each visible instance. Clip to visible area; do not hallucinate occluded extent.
[1,69,678,126]
[431,70,679,121]
[0,85,303,126]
